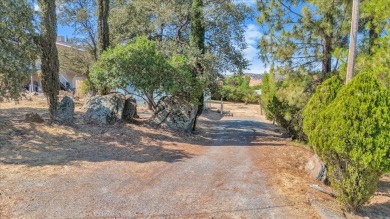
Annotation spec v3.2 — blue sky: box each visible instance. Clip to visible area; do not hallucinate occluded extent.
[57,0,265,75]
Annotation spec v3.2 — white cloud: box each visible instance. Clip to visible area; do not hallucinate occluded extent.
[242,23,268,74]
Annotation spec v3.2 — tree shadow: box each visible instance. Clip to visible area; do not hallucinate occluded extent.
[199,118,288,146]
[0,106,288,168]
[0,115,193,166]
[357,202,390,219]
[0,107,50,122]
[356,179,390,219]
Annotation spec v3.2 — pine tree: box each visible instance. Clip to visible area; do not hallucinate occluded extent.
[39,0,60,120]
[257,0,351,78]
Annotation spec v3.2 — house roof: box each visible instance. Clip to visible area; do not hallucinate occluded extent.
[56,42,86,52]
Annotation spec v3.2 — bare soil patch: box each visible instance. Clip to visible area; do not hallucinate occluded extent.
[0,96,207,217]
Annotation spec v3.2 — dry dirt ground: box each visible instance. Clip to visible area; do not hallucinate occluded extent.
[0,96,389,218]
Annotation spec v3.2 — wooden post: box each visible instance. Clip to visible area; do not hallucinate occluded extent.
[30,74,33,92]
[220,98,223,115]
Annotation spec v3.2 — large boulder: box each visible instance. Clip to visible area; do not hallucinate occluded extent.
[305,154,327,183]
[56,96,74,124]
[84,93,126,125]
[122,95,137,122]
[149,96,198,131]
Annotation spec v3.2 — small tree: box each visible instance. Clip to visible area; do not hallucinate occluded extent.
[314,72,389,212]
[91,37,170,110]
[91,37,203,110]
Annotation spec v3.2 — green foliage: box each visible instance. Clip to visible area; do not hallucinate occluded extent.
[259,72,277,120]
[217,74,259,104]
[91,37,205,109]
[313,72,389,212]
[303,76,343,149]
[257,0,350,75]
[58,0,98,60]
[109,0,250,73]
[0,0,37,100]
[168,55,206,103]
[58,45,93,77]
[79,80,93,95]
[260,69,315,140]
[91,37,170,105]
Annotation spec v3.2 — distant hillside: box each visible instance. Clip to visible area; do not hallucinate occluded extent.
[244,73,263,86]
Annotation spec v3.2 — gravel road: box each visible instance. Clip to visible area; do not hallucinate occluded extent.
[1,112,312,218]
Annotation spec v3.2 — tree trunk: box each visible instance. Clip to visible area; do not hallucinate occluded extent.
[39,0,60,120]
[190,0,205,131]
[368,18,378,54]
[145,92,156,111]
[321,36,332,79]
[346,0,359,84]
[321,7,335,79]
[97,0,110,95]
[97,0,109,54]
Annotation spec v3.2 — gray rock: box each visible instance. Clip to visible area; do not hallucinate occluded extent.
[122,95,137,122]
[305,154,327,182]
[309,199,345,219]
[82,92,93,109]
[84,93,126,125]
[56,96,75,124]
[25,112,44,123]
[149,96,198,131]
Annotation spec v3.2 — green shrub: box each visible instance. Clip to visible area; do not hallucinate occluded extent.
[261,69,315,141]
[79,80,93,95]
[314,72,390,212]
[214,74,260,103]
[243,92,259,104]
[303,76,343,149]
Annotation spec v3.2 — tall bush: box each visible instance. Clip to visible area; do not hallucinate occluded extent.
[303,76,343,149]
[314,72,389,212]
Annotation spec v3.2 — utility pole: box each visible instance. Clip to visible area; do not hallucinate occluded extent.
[346,0,359,84]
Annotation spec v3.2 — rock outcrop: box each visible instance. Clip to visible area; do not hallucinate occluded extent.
[84,93,138,125]
[84,93,126,125]
[149,96,198,131]
[305,154,327,183]
[56,96,74,124]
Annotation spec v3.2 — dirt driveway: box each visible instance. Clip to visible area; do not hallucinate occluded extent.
[0,98,388,218]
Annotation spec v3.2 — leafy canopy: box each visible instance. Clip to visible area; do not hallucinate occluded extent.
[0,0,37,100]
[90,37,205,107]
